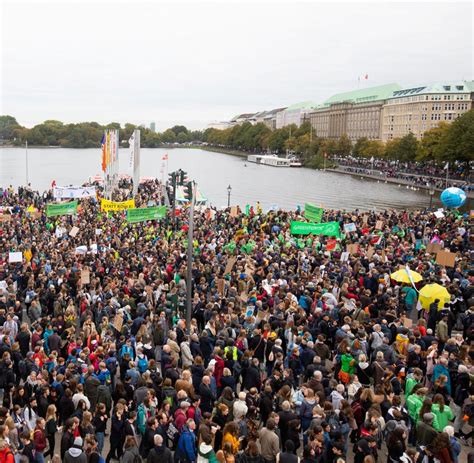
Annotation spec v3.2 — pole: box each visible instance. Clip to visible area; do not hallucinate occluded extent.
[185,181,195,335]
[25,140,29,186]
[445,163,449,189]
[172,176,177,231]
[227,189,231,207]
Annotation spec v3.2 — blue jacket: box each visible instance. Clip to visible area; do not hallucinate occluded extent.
[432,364,451,395]
[177,426,196,462]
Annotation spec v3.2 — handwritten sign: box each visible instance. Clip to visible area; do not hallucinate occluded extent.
[81,270,90,285]
[436,250,456,268]
[375,220,384,230]
[224,257,237,275]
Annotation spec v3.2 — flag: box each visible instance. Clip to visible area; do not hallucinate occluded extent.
[101,133,106,172]
[370,156,374,163]
[51,180,56,189]
[162,153,168,161]
[129,132,135,169]
[106,132,111,170]
[443,162,449,170]
[364,74,368,80]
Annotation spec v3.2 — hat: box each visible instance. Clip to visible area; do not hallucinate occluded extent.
[73,437,83,447]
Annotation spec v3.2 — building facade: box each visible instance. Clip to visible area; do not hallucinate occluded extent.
[381,81,474,141]
[307,83,401,141]
[275,102,318,128]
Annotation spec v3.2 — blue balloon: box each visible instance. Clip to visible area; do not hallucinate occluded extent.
[440,187,467,209]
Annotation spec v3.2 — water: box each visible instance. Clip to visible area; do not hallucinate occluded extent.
[0,147,434,211]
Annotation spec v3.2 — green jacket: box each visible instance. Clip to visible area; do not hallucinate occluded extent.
[406,393,424,424]
[405,376,419,398]
[431,403,454,432]
[341,353,356,375]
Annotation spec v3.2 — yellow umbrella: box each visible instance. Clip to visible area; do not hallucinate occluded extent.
[418,283,451,310]
[390,268,423,284]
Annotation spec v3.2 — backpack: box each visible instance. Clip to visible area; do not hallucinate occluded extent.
[137,357,148,374]
[105,357,117,376]
[98,456,106,463]
[18,360,28,379]
[327,413,341,436]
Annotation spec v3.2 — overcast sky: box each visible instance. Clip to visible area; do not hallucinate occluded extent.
[1,0,473,130]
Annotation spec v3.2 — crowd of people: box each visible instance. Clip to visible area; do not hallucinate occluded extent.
[333,158,472,192]
[0,180,472,463]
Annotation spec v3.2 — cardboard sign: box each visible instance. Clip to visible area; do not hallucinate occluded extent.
[426,243,442,254]
[363,214,368,225]
[340,252,349,262]
[347,244,359,255]
[81,270,90,285]
[0,215,12,222]
[436,250,456,268]
[375,220,384,230]
[217,278,225,297]
[8,252,22,263]
[113,314,124,333]
[230,206,239,217]
[69,226,79,237]
[29,212,42,220]
[433,210,445,219]
[402,317,413,329]
[367,246,375,259]
[224,256,237,275]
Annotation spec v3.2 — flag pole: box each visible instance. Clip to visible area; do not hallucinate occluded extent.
[445,162,449,188]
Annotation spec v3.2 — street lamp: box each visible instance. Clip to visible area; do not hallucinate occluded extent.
[227,185,232,207]
[429,186,435,210]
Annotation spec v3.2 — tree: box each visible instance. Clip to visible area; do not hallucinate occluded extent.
[0,115,21,140]
[177,132,188,144]
[437,109,474,164]
[170,125,188,136]
[161,129,176,143]
[384,133,418,161]
[353,137,369,157]
[360,140,384,158]
[337,134,352,156]
[417,123,449,161]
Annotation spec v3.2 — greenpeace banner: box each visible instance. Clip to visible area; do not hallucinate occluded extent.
[100,198,135,212]
[46,201,78,217]
[290,221,341,237]
[126,206,167,223]
[53,186,96,199]
[304,203,323,223]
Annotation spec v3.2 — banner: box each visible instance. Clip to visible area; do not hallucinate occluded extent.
[100,198,135,212]
[53,186,96,199]
[290,221,341,237]
[304,203,323,223]
[126,206,166,223]
[46,201,78,217]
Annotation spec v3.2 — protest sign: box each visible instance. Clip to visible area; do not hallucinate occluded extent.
[290,221,341,237]
[69,226,79,237]
[0,215,12,222]
[230,206,239,217]
[113,314,124,333]
[340,252,349,262]
[426,243,442,254]
[224,256,237,275]
[375,220,384,230]
[344,223,357,233]
[436,250,456,268]
[126,206,166,223]
[433,210,445,219]
[46,201,78,218]
[217,278,225,297]
[53,186,96,199]
[8,252,22,263]
[81,270,90,285]
[347,243,359,255]
[100,198,135,212]
[304,203,323,223]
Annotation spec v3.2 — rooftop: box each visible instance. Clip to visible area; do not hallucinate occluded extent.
[390,80,474,98]
[323,83,402,106]
[284,101,319,111]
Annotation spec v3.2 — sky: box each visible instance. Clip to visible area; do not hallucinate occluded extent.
[1,0,473,130]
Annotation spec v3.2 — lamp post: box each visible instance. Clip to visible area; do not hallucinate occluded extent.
[429,186,435,210]
[227,184,232,207]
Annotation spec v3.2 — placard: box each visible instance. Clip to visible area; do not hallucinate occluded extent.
[230,206,239,218]
[433,210,445,219]
[95,229,102,236]
[347,244,359,255]
[224,256,237,275]
[344,223,357,233]
[367,246,375,259]
[69,226,79,237]
[217,278,225,297]
[375,220,384,230]
[402,317,413,329]
[340,251,349,262]
[426,243,442,254]
[436,250,456,268]
[8,252,22,263]
[113,314,124,333]
[0,215,12,222]
[81,270,90,285]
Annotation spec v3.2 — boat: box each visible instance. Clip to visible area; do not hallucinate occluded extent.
[247,154,292,167]
[288,157,302,167]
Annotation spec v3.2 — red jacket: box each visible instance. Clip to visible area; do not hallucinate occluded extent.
[0,447,14,463]
[33,428,47,452]
[213,355,225,387]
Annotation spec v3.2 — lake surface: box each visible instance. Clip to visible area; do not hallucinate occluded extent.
[0,147,435,211]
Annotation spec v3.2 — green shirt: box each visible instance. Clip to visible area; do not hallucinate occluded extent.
[402,287,417,305]
[431,403,454,432]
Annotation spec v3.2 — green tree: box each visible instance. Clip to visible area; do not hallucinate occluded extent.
[177,132,188,144]
[352,137,369,157]
[170,125,188,136]
[161,129,176,143]
[360,140,384,158]
[397,132,419,161]
[337,134,352,156]
[437,109,474,165]
[417,123,450,161]
[0,115,22,140]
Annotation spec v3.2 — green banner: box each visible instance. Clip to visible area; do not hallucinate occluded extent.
[126,206,167,223]
[290,221,341,237]
[304,203,323,223]
[46,201,78,218]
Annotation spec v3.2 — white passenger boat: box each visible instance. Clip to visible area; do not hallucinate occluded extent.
[247,154,293,167]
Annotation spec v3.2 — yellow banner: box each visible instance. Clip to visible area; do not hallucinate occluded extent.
[100,198,135,212]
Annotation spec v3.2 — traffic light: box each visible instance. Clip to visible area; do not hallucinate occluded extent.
[179,170,187,185]
[168,172,176,186]
[183,181,194,202]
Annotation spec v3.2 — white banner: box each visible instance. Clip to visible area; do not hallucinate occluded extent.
[53,186,96,199]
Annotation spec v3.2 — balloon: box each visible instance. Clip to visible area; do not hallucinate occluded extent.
[440,187,466,209]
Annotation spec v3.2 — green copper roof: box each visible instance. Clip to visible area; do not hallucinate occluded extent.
[391,80,474,98]
[285,101,319,111]
[323,83,402,105]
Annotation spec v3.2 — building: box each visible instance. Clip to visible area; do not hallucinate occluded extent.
[306,84,401,141]
[252,107,287,130]
[275,102,319,129]
[229,113,257,126]
[150,122,156,132]
[207,121,232,130]
[381,80,474,141]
